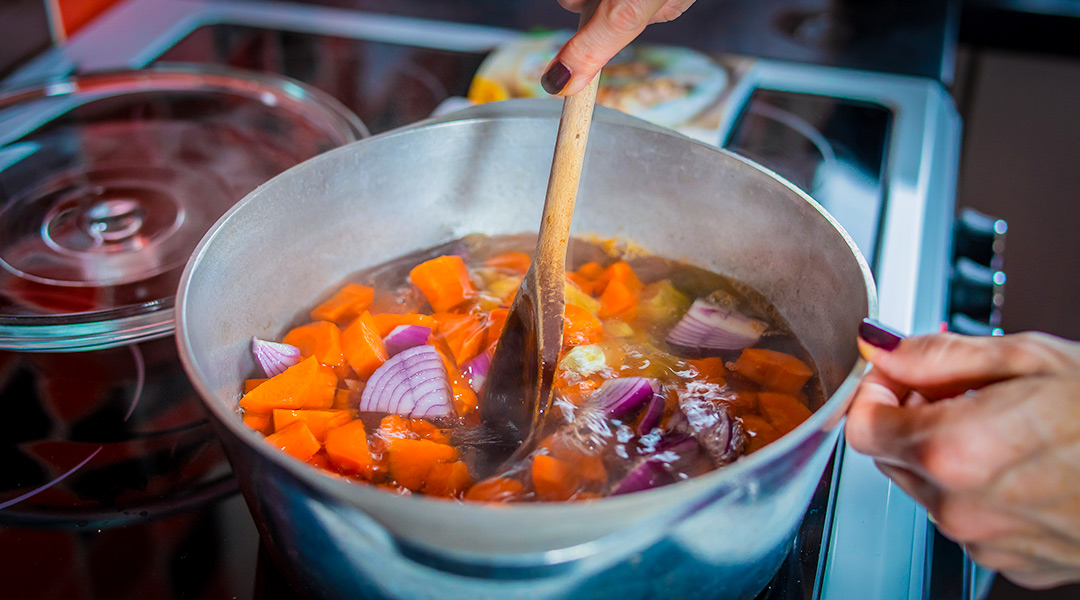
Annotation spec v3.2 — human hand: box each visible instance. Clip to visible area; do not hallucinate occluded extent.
[846,323,1080,589]
[540,0,697,95]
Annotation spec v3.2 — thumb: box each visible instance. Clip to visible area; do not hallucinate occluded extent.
[859,324,1069,399]
[541,0,669,96]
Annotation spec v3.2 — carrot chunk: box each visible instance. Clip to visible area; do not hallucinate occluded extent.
[688,357,727,384]
[434,313,486,365]
[242,412,273,435]
[733,349,813,394]
[757,392,813,436]
[283,321,348,374]
[333,388,355,410]
[409,419,450,445]
[310,283,375,323]
[423,461,473,498]
[740,414,783,453]
[265,421,321,461]
[465,477,524,502]
[563,303,603,346]
[598,279,639,319]
[531,454,580,501]
[483,252,531,275]
[244,378,268,393]
[539,435,607,485]
[486,307,508,348]
[433,344,480,415]
[386,438,459,491]
[239,357,337,413]
[575,262,605,294]
[409,255,476,312]
[604,261,643,293]
[370,313,437,337]
[341,311,388,380]
[324,420,375,476]
[272,409,352,442]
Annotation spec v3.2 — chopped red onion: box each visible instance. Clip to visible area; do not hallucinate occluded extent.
[612,460,675,496]
[252,337,301,377]
[666,298,767,353]
[674,397,746,466]
[589,377,655,420]
[359,344,453,419]
[636,381,666,434]
[383,325,432,357]
[463,349,492,393]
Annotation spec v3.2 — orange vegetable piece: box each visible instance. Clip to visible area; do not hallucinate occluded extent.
[740,414,782,453]
[341,311,388,380]
[265,421,322,461]
[604,262,643,292]
[423,461,473,498]
[576,261,605,283]
[244,378,268,393]
[563,303,603,346]
[272,409,352,442]
[409,255,477,312]
[465,477,524,502]
[688,357,727,383]
[540,435,607,485]
[333,388,355,410]
[386,438,459,491]
[283,321,348,374]
[758,392,813,436]
[310,283,375,323]
[598,279,639,319]
[324,420,376,476]
[239,357,337,413]
[483,252,531,275]
[307,451,333,471]
[370,313,437,337]
[434,313,486,366]
[434,345,480,415]
[242,412,273,435]
[733,348,813,394]
[409,419,450,445]
[532,454,581,501]
[486,307,508,348]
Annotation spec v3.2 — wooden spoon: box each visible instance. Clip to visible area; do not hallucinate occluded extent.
[478,7,602,469]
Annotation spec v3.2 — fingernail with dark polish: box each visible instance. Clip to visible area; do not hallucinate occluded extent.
[859,318,903,351]
[541,61,571,95]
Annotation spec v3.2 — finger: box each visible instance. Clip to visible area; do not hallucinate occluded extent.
[844,368,927,459]
[859,327,1076,399]
[542,0,670,95]
[875,461,941,513]
[650,0,696,23]
[558,0,588,11]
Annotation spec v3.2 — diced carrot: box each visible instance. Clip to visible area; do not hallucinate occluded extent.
[554,376,600,406]
[434,345,479,415]
[563,303,603,346]
[239,357,337,413]
[409,419,450,445]
[242,412,273,435]
[486,307,509,348]
[572,492,603,501]
[602,261,643,293]
[576,261,605,282]
[272,409,352,442]
[378,414,412,437]
[539,435,607,485]
[333,388,355,410]
[283,321,348,375]
[598,279,639,319]
[758,392,813,436]
[341,311,388,380]
[409,255,477,312]
[464,477,524,502]
[310,283,375,323]
[483,252,531,275]
[324,420,375,476]
[688,357,727,383]
[244,378,268,393]
[386,438,459,491]
[423,461,473,498]
[733,348,813,394]
[725,391,759,417]
[740,414,782,453]
[434,312,486,366]
[566,272,598,296]
[531,454,580,501]
[370,313,438,337]
[265,421,322,461]
[306,451,333,471]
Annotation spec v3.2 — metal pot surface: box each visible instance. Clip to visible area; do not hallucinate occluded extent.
[176,100,875,600]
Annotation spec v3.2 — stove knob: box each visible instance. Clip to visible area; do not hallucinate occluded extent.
[953,208,1007,269]
[949,256,1005,324]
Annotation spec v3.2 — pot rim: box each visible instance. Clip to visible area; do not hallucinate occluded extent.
[175,103,877,562]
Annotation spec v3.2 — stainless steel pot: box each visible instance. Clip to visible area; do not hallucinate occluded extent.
[175,100,875,600]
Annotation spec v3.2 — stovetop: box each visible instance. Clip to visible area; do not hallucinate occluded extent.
[0,3,965,599]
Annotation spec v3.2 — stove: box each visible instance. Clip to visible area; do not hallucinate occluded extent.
[1,1,974,599]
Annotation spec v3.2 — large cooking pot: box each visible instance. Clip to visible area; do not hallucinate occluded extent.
[175,100,875,600]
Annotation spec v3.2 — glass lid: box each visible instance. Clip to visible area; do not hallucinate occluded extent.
[0,65,367,351]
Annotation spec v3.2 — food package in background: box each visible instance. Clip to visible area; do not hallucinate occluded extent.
[467,31,731,143]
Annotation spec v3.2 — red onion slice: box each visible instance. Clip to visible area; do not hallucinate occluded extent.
[252,337,302,377]
[666,298,767,353]
[636,381,666,435]
[383,324,432,357]
[359,344,453,419]
[612,460,675,496]
[463,348,491,393]
[589,377,655,420]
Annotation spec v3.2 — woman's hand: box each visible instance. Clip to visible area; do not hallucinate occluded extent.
[541,0,697,95]
[846,324,1080,589]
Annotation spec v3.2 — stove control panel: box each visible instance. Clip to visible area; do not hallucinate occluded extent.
[949,208,1007,336]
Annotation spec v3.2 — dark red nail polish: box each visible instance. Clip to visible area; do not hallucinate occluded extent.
[859,318,903,351]
[541,61,571,95]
